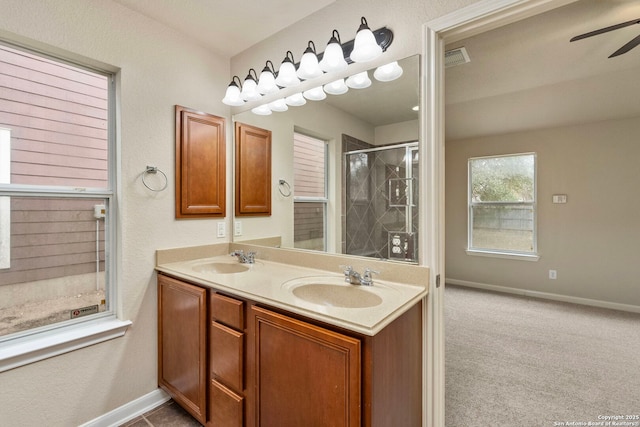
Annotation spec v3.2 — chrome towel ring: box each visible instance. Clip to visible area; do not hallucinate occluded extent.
[142,165,168,192]
[278,179,292,197]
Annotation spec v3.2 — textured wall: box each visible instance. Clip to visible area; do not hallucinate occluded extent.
[0,0,231,425]
[446,116,640,307]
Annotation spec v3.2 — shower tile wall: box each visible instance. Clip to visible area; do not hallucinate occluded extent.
[342,134,418,262]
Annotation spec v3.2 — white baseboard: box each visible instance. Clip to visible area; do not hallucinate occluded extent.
[446,278,640,314]
[79,388,171,427]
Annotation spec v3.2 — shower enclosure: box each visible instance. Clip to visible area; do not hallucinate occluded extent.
[343,142,419,262]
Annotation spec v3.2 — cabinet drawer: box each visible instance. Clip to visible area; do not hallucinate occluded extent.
[211,292,244,330]
[210,321,244,392]
[210,379,244,427]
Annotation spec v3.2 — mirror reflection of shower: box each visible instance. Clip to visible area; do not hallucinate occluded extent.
[343,141,419,263]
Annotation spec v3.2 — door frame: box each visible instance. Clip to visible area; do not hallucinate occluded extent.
[420,0,578,425]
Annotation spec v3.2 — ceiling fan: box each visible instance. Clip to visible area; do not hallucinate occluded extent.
[570,18,640,58]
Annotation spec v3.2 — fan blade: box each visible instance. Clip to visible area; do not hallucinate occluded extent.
[570,18,640,42]
[609,34,640,57]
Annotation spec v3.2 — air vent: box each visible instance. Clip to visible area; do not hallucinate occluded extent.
[445,47,470,68]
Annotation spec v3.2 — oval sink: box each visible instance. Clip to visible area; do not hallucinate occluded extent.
[191,262,250,274]
[292,283,383,308]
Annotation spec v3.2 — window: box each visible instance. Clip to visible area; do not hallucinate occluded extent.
[293,132,327,251]
[0,41,122,355]
[468,153,537,259]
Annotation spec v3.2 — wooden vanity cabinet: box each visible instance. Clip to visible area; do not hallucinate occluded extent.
[210,292,246,427]
[157,273,422,427]
[248,305,361,427]
[157,274,208,424]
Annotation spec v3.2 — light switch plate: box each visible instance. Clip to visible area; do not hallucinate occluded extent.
[234,221,242,236]
[552,194,567,204]
[217,222,226,238]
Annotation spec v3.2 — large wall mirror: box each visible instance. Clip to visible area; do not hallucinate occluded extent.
[232,54,420,263]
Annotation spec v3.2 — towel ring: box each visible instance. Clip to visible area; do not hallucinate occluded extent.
[278,179,292,197]
[142,166,168,192]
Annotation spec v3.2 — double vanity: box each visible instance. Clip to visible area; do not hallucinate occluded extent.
[156,242,428,426]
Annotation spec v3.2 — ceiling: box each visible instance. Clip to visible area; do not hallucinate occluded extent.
[112,0,335,57]
[112,0,640,140]
[445,0,640,140]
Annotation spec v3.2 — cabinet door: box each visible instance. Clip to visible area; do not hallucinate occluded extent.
[175,105,226,218]
[234,122,271,216]
[158,275,207,424]
[250,306,361,427]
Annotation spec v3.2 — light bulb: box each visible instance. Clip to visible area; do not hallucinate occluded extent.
[297,41,323,80]
[222,79,244,106]
[350,17,382,63]
[268,98,288,112]
[319,30,348,73]
[275,51,300,87]
[285,92,306,106]
[324,79,349,95]
[241,69,261,101]
[257,61,278,94]
[251,104,272,115]
[374,61,403,82]
[345,71,372,89]
[303,86,326,101]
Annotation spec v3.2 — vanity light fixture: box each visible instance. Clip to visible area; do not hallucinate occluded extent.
[275,51,301,87]
[285,92,307,106]
[303,86,327,101]
[222,76,245,106]
[241,69,261,101]
[324,78,349,95]
[297,41,323,80]
[268,98,288,112]
[225,17,396,114]
[257,60,278,95]
[319,30,348,72]
[350,17,383,63]
[345,70,372,89]
[251,103,272,115]
[374,61,403,82]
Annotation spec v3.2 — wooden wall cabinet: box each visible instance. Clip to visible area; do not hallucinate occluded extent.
[157,273,422,426]
[234,122,271,216]
[175,105,226,218]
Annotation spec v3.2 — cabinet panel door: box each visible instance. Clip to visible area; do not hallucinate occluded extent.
[175,105,226,218]
[210,321,244,392]
[234,122,271,216]
[211,292,244,330]
[158,275,207,424]
[210,379,244,427]
[250,306,361,427]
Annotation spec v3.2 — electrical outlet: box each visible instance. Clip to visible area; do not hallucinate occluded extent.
[549,270,557,280]
[217,222,226,238]
[234,221,242,237]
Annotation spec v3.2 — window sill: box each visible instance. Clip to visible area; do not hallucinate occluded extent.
[0,317,132,373]
[466,249,540,261]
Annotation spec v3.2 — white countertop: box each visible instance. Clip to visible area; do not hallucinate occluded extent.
[156,255,427,336]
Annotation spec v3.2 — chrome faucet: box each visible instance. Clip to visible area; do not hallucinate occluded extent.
[342,266,379,286]
[230,249,255,264]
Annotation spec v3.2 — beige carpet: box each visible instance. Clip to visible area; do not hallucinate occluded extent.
[445,285,640,427]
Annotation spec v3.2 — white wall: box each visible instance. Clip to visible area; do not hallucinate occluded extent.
[0,0,231,425]
[445,116,640,307]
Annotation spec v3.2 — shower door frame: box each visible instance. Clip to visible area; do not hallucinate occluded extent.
[342,141,419,262]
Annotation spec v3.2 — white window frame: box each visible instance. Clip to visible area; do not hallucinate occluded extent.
[0,41,130,373]
[293,132,329,252]
[0,128,10,269]
[466,152,539,261]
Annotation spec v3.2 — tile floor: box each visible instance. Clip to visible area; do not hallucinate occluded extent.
[120,400,202,427]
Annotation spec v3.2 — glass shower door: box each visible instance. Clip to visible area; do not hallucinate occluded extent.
[344,143,418,262]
